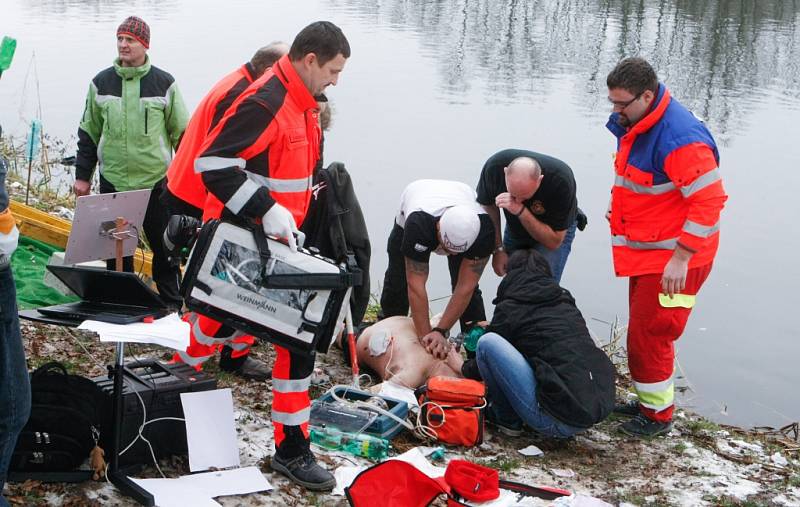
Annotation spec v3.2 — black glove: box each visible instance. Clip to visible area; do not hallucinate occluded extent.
[576,207,588,231]
[460,358,483,381]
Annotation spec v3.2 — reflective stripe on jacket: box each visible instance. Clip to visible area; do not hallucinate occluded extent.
[606,84,727,277]
[196,55,321,225]
[166,63,257,210]
[75,56,189,191]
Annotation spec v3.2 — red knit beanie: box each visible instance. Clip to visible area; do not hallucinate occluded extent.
[117,16,150,48]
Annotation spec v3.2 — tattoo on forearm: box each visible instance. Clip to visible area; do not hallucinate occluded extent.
[406,259,429,275]
[469,258,489,275]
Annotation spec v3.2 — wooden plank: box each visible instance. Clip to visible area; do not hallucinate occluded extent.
[14,215,70,249]
[9,199,154,276]
[9,200,72,230]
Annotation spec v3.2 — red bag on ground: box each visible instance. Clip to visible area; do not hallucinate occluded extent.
[444,460,499,502]
[416,376,486,446]
[345,458,571,507]
[345,460,450,507]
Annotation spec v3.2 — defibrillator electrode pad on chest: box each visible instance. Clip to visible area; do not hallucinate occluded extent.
[368,330,391,356]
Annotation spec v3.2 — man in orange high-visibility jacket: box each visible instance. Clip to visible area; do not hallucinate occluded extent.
[605,57,727,438]
[162,42,288,218]
[163,42,288,382]
[194,21,350,491]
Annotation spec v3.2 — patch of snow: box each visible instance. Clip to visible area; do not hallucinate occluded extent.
[52,206,73,220]
[770,451,789,467]
[551,494,613,506]
[584,429,612,442]
[518,445,544,457]
[730,438,764,454]
[660,445,762,505]
[772,488,800,506]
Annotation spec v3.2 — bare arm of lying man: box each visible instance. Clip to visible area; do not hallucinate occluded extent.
[348,316,464,389]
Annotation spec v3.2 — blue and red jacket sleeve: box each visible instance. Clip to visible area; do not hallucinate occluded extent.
[663,142,728,253]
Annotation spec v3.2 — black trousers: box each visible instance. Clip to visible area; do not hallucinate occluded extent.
[379,223,486,330]
[99,175,182,308]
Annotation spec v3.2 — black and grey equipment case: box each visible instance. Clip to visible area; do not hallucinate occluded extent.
[181,219,360,355]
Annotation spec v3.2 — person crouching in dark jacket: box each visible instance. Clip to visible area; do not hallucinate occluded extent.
[461,249,615,438]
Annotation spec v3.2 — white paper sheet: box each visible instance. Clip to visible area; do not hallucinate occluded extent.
[392,447,446,478]
[131,466,272,506]
[78,313,189,351]
[332,465,367,496]
[377,381,420,410]
[129,478,221,507]
[180,389,240,472]
[180,467,272,497]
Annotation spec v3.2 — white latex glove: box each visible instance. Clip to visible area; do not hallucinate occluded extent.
[262,203,299,252]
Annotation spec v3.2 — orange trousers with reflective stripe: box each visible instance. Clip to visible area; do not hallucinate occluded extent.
[627,262,712,423]
[271,346,316,455]
[173,312,315,454]
[172,313,255,368]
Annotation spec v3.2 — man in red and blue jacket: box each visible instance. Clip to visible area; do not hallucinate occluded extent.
[605,57,727,437]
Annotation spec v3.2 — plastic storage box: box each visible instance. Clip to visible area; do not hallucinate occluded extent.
[311,387,409,440]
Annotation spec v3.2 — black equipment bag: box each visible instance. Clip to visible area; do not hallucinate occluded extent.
[181,219,360,355]
[300,162,371,327]
[10,362,106,473]
[93,359,217,467]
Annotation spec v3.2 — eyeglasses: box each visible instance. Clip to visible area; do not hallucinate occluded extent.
[608,92,642,109]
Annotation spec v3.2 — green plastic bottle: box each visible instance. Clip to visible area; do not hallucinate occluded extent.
[0,36,17,73]
[310,426,390,460]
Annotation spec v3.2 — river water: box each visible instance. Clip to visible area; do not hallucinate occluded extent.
[2,0,798,429]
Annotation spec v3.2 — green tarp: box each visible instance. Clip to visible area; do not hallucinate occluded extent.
[11,235,79,309]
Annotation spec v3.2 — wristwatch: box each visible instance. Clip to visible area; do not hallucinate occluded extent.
[432,327,450,339]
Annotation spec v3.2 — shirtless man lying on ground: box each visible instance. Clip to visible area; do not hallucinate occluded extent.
[340,316,464,389]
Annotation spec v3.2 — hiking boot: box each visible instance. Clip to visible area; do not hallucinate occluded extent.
[485,408,523,437]
[619,413,673,438]
[270,450,336,491]
[614,399,641,417]
[222,356,272,381]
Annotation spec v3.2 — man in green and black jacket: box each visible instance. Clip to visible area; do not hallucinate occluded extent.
[74,16,188,306]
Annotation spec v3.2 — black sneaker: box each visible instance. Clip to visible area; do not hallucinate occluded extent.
[219,356,272,381]
[614,399,641,417]
[485,408,523,437]
[619,413,673,438]
[270,450,336,491]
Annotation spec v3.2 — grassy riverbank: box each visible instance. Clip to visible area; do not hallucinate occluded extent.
[4,317,799,506]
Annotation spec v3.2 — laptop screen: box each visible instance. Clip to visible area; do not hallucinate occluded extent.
[46,265,167,309]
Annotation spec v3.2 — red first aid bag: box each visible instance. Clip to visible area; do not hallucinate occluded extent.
[345,458,571,507]
[416,376,486,447]
[345,460,450,507]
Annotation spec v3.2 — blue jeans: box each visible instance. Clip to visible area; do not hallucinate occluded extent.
[0,268,30,506]
[503,219,577,284]
[476,332,580,439]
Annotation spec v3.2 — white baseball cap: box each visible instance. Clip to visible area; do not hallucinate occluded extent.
[439,205,480,254]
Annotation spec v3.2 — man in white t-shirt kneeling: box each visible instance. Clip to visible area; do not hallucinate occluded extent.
[379,179,494,361]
